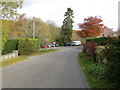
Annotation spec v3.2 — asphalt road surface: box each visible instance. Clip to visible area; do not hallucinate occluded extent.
[2,46,89,88]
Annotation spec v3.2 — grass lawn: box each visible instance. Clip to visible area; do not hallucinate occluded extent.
[0,49,59,67]
[78,52,114,88]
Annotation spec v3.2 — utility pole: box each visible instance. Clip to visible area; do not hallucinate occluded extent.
[33,17,35,39]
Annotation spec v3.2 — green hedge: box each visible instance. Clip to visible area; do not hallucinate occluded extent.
[2,39,19,55]
[85,37,120,88]
[95,46,106,63]
[18,38,40,55]
[104,37,120,88]
[86,37,110,45]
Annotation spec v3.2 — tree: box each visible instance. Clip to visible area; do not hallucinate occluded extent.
[59,8,74,45]
[47,20,61,42]
[77,16,105,38]
[22,18,33,38]
[21,17,52,44]
[9,13,26,38]
[0,1,23,56]
[1,20,9,39]
[1,20,9,53]
[72,30,81,41]
[1,1,23,20]
[8,16,52,44]
[34,18,52,44]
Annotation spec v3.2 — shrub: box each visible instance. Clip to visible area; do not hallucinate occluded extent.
[95,46,107,63]
[104,37,120,88]
[79,52,114,88]
[18,38,40,55]
[87,37,110,46]
[105,62,120,88]
[88,64,106,79]
[83,42,99,62]
[104,37,120,62]
[2,39,19,55]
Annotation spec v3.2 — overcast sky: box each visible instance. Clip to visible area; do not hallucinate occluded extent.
[17,0,119,31]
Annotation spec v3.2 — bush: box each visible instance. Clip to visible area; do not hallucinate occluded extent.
[87,37,110,46]
[104,37,120,62]
[84,37,120,88]
[88,64,106,79]
[83,42,99,62]
[105,62,120,88]
[104,37,120,88]
[2,39,19,55]
[18,38,40,55]
[95,46,107,63]
[78,52,113,88]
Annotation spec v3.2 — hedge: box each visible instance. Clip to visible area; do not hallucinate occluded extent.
[95,46,106,63]
[83,42,99,62]
[86,37,110,46]
[18,38,40,55]
[104,37,120,88]
[84,37,120,88]
[2,39,19,55]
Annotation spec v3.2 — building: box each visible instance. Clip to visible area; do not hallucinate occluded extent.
[113,31,119,37]
[100,27,114,37]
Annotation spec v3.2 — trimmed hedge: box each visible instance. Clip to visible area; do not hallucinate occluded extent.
[18,38,40,55]
[2,39,19,55]
[86,37,110,46]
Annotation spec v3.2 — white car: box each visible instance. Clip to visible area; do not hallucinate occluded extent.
[73,41,81,46]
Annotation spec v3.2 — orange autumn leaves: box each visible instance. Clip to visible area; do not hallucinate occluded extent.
[2,14,26,38]
[76,16,106,38]
[9,20,23,38]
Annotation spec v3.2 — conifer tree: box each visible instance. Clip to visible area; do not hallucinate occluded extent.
[60,8,74,45]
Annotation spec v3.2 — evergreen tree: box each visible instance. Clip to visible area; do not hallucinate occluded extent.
[60,8,74,45]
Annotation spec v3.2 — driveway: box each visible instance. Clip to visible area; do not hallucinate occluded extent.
[2,46,89,88]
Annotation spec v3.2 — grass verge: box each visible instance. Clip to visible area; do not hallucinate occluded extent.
[0,56,28,67]
[0,49,59,67]
[25,49,59,56]
[78,52,113,88]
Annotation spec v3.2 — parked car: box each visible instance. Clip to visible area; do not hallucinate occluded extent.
[40,45,47,48]
[51,44,55,47]
[64,43,73,46]
[55,44,59,47]
[47,44,52,47]
[73,41,81,46]
[47,44,58,47]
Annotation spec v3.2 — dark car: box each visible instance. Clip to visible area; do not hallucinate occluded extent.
[64,43,73,46]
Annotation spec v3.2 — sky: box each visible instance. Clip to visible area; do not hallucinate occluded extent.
[17,0,119,31]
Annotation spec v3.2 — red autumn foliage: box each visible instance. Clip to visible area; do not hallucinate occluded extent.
[76,16,106,38]
[83,42,99,62]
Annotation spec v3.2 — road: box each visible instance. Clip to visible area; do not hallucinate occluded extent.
[2,46,89,88]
